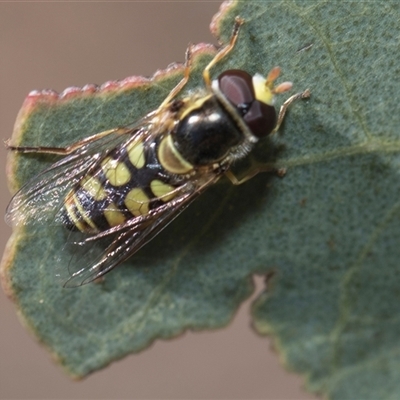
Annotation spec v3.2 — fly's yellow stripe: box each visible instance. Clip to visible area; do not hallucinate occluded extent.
[80,176,107,201]
[101,157,131,186]
[158,135,193,174]
[125,188,149,216]
[150,179,177,202]
[127,140,145,169]
[104,202,126,227]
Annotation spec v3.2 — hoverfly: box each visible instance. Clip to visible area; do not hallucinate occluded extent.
[5,18,310,287]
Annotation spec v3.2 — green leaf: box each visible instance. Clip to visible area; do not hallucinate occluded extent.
[1,1,399,398]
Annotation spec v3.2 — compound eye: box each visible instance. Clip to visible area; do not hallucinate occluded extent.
[218,70,277,138]
[244,100,277,138]
[218,70,255,107]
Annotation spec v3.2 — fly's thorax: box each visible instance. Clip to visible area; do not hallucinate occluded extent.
[169,95,247,167]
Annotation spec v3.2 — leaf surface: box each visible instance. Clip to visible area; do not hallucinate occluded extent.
[1,1,399,398]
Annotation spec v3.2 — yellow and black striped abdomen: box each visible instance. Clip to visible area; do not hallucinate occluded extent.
[63,136,188,233]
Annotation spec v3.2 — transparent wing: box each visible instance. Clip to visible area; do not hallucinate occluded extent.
[61,174,220,287]
[6,116,153,228]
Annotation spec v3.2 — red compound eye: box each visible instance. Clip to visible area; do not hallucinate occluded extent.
[218,69,277,137]
[218,69,255,106]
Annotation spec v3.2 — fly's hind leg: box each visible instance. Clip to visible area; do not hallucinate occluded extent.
[5,126,128,155]
[7,40,198,156]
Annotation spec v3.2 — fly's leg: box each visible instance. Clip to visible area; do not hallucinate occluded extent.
[161,16,244,105]
[225,169,260,185]
[5,126,128,155]
[225,167,287,186]
[271,89,311,134]
[7,40,196,156]
[158,16,243,108]
[158,43,195,109]
[203,16,244,87]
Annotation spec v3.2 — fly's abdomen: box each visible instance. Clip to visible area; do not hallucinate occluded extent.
[62,137,183,233]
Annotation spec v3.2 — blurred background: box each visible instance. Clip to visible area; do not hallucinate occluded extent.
[0,2,314,399]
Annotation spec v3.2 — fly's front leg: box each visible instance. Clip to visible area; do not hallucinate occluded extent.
[4,126,127,155]
[157,16,244,108]
[271,89,311,135]
[203,16,244,87]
